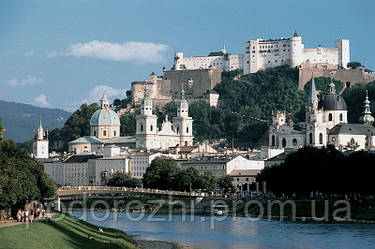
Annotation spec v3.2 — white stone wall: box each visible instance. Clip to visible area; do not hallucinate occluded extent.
[44,162,64,186]
[244,35,350,74]
[88,158,129,185]
[226,156,264,173]
[174,52,243,71]
[329,134,366,150]
[303,47,338,65]
[129,153,160,179]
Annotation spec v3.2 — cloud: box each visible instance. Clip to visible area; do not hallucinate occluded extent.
[48,40,169,63]
[24,51,35,57]
[34,94,51,107]
[64,85,126,112]
[5,76,42,87]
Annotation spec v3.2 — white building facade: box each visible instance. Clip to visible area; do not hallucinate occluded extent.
[269,77,375,151]
[136,88,194,150]
[244,32,350,74]
[174,46,244,72]
[33,119,49,159]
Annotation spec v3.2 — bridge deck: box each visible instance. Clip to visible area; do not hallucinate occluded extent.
[56,186,206,197]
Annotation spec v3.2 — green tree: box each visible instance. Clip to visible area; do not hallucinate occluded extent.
[199,171,218,192]
[120,112,136,136]
[0,139,56,209]
[0,118,3,140]
[143,157,179,190]
[107,172,141,187]
[218,176,235,194]
[304,77,345,94]
[347,62,362,69]
[175,167,201,191]
[48,103,99,151]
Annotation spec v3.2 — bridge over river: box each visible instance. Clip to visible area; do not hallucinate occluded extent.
[55,186,206,211]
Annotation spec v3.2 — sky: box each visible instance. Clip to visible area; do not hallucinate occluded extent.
[0,0,374,112]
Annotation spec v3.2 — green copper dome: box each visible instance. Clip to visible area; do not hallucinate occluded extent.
[90,109,120,126]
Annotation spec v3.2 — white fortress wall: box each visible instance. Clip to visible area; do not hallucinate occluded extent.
[302,47,339,65]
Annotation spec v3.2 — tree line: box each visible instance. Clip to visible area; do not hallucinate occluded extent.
[142,157,234,193]
[256,146,375,196]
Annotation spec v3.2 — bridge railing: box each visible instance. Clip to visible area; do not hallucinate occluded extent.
[57,186,206,197]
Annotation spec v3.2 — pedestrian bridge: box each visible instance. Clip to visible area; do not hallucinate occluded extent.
[56,186,206,198]
[55,186,205,211]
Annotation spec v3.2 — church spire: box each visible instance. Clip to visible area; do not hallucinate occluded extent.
[100,90,110,109]
[177,89,188,118]
[309,73,318,110]
[141,87,152,115]
[359,90,374,126]
[329,76,336,94]
[37,116,44,140]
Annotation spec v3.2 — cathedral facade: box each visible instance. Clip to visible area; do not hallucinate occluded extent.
[269,76,375,151]
[136,89,194,150]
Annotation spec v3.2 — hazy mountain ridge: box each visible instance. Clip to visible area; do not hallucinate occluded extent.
[0,100,71,142]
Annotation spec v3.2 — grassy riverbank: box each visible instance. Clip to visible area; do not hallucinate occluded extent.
[0,213,137,249]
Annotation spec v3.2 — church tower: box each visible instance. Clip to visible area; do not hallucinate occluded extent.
[33,118,49,159]
[359,90,374,126]
[136,87,159,149]
[305,75,326,147]
[173,90,194,146]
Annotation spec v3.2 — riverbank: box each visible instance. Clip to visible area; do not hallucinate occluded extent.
[0,213,137,249]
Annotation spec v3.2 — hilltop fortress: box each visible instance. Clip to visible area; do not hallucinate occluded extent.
[131,33,373,107]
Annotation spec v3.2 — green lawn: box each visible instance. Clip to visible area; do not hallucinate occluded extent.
[0,213,137,249]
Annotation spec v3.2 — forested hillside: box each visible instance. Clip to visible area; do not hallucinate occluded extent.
[0,100,70,142]
[46,65,375,151]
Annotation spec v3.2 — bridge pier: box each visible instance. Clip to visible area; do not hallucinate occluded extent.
[56,195,61,212]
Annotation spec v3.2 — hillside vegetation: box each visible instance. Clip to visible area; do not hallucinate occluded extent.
[45,66,375,150]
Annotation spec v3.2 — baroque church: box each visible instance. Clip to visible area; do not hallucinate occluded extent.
[269,76,375,151]
[136,88,194,150]
[68,89,194,153]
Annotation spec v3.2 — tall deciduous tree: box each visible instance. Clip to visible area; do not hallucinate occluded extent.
[107,172,141,188]
[143,156,179,190]
[0,139,56,209]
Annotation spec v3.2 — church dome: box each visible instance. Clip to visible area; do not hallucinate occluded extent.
[319,93,347,111]
[90,109,120,126]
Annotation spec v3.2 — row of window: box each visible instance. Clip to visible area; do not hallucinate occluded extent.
[93,130,117,137]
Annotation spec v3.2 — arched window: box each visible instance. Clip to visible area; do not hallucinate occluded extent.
[350,138,355,145]
[114,130,116,136]
[271,135,276,147]
[186,127,189,133]
[309,133,313,144]
[339,113,343,122]
[282,138,287,148]
[150,125,153,131]
[328,113,333,121]
[103,130,107,137]
[185,141,188,146]
[319,133,323,144]
[93,130,96,136]
[140,124,143,132]
[177,127,180,134]
[292,138,297,147]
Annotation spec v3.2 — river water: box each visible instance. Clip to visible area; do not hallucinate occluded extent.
[71,211,375,249]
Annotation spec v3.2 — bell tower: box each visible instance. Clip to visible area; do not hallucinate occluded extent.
[33,117,49,159]
[136,87,159,149]
[173,90,194,146]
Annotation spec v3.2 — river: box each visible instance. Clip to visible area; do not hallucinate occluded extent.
[71,211,375,249]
